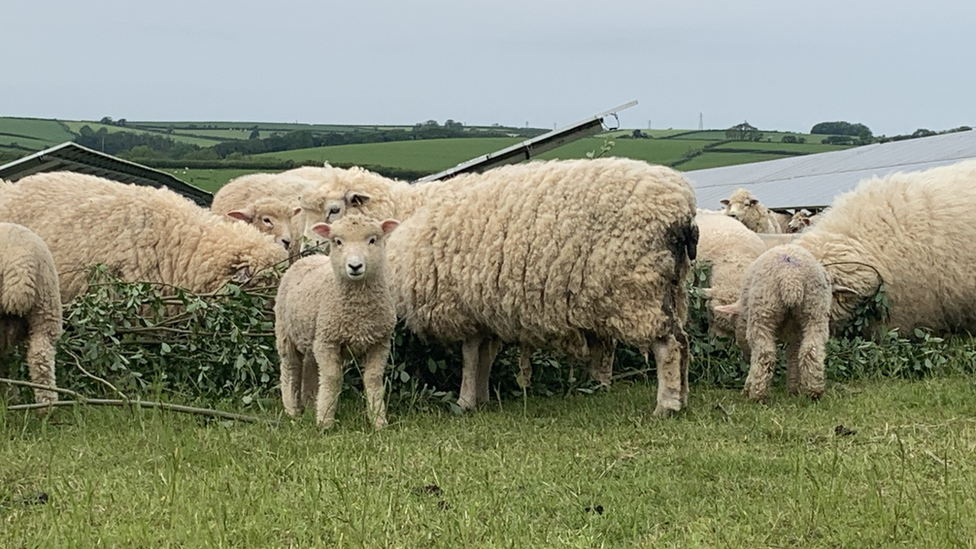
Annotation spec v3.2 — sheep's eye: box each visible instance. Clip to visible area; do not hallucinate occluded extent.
[262,217,273,226]
[329,206,341,214]
[368,237,376,245]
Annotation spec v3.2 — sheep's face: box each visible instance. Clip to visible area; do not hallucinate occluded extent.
[788,211,812,232]
[300,190,372,249]
[226,197,301,250]
[310,214,398,283]
[720,196,759,220]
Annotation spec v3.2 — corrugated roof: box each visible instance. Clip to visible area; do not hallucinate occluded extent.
[0,142,213,206]
[686,129,976,211]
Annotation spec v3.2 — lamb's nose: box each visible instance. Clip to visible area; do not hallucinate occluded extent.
[281,239,291,250]
[348,262,363,273]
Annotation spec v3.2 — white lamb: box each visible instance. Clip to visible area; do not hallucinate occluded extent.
[721,188,789,233]
[274,213,400,429]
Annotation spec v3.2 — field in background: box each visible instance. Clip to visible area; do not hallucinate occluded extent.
[3,377,975,547]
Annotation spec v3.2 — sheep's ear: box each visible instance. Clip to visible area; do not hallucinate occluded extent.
[713,303,741,315]
[347,192,371,208]
[380,219,400,235]
[310,222,332,239]
[227,209,253,222]
[720,199,730,206]
[833,285,859,296]
[801,217,811,227]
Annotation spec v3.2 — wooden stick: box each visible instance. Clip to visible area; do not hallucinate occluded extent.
[5,399,279,424]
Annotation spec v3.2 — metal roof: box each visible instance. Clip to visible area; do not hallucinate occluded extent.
[686,129,976,211]
[0,142,213,206]
[415,101,638,183]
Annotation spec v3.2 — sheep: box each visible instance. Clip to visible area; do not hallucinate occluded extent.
[274,214,399,429]
[211,168,321,250]
[757,233,799,250]
[694,212,767,339]
[385,158,699,417]
[790,160,976,336]
[714,244,836,401]
[788,210,819,233]
[0,223,61,409]
[720,188,788,233]
[0,172,287,302]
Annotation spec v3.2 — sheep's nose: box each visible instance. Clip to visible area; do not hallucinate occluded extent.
[348,262,364,274]
[281,238,291,250]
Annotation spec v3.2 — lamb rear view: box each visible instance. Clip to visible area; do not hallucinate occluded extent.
[274,214,400,429]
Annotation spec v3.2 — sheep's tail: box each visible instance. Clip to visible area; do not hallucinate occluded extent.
[775,253,807,307]
[0,252,39,316]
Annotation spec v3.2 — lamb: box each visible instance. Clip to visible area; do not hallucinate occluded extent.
[720,188,789,233]
[384,158,699,417]
[0,223,62,409]
[694,212,767,339]
[0,172,287,302]
[789,160,976,336]
[787,210,820,233]
[714,244,835,401]
[274,214,399,429]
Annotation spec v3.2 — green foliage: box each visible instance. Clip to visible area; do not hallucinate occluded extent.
[585,136,616,159]
[811,121,873,141]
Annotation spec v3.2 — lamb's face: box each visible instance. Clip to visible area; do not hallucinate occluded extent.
[227,197,301,250]
[310,215,398,283]
[788,211,811,232]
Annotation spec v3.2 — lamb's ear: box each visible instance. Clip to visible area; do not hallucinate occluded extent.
[227,208,254,222]
[720,199,730,206]
[832,285,859,296]
[310,222,332,239]
[346,192,371,208]
[713,303,742,316]
[380,219,400,235]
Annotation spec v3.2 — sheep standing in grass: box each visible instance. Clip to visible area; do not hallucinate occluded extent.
[714,244,838,401]
[793,160,976,335]
[0,223,61,409]
[721,189,788,233]
[0,172,287,302]
[274,214,400,429]
[385,158,698,416]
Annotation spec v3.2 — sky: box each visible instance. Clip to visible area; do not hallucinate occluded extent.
[5,0,974,136]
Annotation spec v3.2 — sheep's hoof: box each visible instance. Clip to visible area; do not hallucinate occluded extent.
[653,405,679,418]
[372,418,388,430]
[456,398,478,412]
[316,419,336,430]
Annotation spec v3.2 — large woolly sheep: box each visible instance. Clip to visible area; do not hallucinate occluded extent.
[714,244,837,401]
[790,160,976,335]
[694,212,767,339]
[386,158,699,417]
[721,188,789,233]
[274,214,399,429]
[0,223,61,409]
[0,172,287,302]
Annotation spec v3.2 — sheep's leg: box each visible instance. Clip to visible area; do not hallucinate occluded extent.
[585,333,614,387]
[476,337,502,406]
[651,335,683,417]
[676,326,691,407]
[278,339,304,417]
[457,337,482,411]
[797,321,828,399]
[361,342,391,430]
[300,353,319,411]
[313,341,344,428]
[743,328,778,402]
[516,343,533,389]
[784,336,801,395]
[25,327,57,408]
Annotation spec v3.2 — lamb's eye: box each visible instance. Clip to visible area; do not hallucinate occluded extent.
[368,237,376,245]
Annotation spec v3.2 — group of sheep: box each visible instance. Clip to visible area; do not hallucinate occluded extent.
[2,156,975,427]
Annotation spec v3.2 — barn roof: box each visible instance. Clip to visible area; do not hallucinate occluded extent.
[0,142,213,206]
[686,129,976,211]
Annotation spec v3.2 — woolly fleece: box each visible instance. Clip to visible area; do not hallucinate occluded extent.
[721,188,786,233]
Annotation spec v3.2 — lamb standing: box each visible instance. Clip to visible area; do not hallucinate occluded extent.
[0,223,62,409]
[714,244,837,401]
[720,188,789,233]
[274,214,400,429]
[0,172,287,302]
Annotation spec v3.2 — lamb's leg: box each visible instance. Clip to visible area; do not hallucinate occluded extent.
[475,337,502,406]
[743,327,778,402]
[25,328,57,409]
[797,321,828,399]
[784,336,801,395]
[300,353,319,411]
[457,337,482,411]
[585,332,614,387]
[278,339,304,417]
[361,342,391,430]
[313,341,344,428]
[651,335,683,417]
[516,343,533,389]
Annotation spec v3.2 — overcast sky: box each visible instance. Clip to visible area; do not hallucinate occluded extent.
[5,1,973,135]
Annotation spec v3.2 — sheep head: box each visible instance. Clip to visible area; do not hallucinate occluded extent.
[310,214,398,283]
[227,196,302,250]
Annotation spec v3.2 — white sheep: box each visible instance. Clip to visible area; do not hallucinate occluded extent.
[714,244,842,401]
[0,172,287,302]
[788,210,819,233]
[0,222,62,409]
[274,213,400,429]
[385,158,698,417]
[720,188,789,233]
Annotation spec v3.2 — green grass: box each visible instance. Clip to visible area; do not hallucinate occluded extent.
[59,121,219,147]
[161,168,268,192]
[675,152,794,171]
[714,141,852,153]
[0,117,75,149]
[3,377,975,547]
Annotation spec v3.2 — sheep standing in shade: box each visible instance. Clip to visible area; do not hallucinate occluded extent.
[274,214,400,429]
[715,244,840,401]
[721,188,789,233]
[0,172,287,302]
[0,223,62,409]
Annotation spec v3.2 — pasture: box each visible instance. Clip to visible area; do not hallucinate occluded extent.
[3,376,975,547]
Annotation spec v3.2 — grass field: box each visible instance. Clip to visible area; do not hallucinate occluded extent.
[161,168,267,192]
[3,376,975,547]
[0,118,75,149]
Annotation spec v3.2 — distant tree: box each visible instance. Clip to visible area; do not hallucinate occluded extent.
[632,129,649,139]
[116,118,127,127]
[781,134,798,143]
[99,116,113,125]
[810,121,873,142]
[725,122,763,141]
[444,119,464,131]
[911,128,937,138]
[249,129,261,140]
